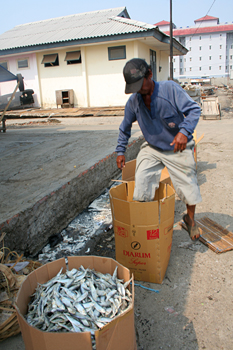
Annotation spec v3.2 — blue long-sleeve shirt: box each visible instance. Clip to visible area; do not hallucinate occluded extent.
[115,80,201,155]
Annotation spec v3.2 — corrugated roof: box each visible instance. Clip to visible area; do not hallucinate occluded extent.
[0,7,156,51]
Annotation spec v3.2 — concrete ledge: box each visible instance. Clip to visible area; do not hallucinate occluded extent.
[0,136,144,256]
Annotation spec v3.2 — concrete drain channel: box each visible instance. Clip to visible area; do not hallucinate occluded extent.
[37,182,117,263]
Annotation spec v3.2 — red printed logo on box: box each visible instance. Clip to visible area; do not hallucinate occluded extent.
[147,229,159,240]
[116,226,128,238]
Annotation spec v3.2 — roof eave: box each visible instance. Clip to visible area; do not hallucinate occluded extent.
[152,29,188,55]
[0,28,187,56]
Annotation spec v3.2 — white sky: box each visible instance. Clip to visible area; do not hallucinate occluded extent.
[1,0,232,35]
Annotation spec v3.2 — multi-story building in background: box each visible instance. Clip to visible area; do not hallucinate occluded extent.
[155,16,233,82]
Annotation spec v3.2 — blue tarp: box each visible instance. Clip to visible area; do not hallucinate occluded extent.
[0,64,17,83]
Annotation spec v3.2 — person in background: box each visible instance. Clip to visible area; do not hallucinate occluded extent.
[115,58,202,241]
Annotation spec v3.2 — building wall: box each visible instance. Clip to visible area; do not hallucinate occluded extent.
[195,19,218,27]
[137,41,170,81]
[0,53,41,106]
[37,48,85,108]
[173,31,233,80]
[38,40,171,108]
[0,40,171,109]
[159,51,170,80]
[85,42,129,107]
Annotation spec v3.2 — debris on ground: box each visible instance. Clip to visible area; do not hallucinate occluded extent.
[0,233,42,342]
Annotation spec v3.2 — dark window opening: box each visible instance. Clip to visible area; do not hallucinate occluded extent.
[65,51,81,65]
[42,54,59,67]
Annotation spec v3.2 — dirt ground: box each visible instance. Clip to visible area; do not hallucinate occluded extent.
[1,88,233,350]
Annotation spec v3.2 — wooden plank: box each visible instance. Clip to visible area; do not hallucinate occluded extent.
[180,216,233,253]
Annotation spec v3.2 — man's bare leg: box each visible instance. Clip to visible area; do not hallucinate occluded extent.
[185,204,200,240]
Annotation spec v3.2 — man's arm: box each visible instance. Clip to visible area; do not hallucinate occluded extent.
[173,82,201,136]
[171,82,201,152]
[115,99,136,168]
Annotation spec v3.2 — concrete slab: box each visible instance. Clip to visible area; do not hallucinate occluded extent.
[0,116,143,256]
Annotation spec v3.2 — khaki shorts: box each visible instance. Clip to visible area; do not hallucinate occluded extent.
[133,141,202,205]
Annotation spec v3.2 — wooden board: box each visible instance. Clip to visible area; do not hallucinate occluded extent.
[202,97,221,119]
[180,216,233,253]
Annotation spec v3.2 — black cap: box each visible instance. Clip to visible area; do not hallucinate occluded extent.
[123,58,149,94]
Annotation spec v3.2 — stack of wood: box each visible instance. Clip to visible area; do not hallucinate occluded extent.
[0,232,42,341]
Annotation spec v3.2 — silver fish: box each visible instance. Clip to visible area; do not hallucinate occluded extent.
[25,264,133,348]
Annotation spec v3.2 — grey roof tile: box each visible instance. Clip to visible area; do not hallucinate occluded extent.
[0,7,156,51]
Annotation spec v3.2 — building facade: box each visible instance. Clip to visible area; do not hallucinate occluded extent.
[155,16,233,82]
[0,7,187,109]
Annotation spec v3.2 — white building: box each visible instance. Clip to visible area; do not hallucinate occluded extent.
[0,7,187,109]
[155,16,233,82]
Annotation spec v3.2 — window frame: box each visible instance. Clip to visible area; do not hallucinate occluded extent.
[65,51,81,65]
[108,46,126,61]
[17,58,29,69]
[42,54,59,67]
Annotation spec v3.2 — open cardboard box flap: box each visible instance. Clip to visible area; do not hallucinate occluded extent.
[122,159,170,184]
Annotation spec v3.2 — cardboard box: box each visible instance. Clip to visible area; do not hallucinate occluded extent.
[109,181,175,284]
[15,256,136,350]
[122,159,171,185]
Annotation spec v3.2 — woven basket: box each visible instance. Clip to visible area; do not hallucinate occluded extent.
[0,233,42,342]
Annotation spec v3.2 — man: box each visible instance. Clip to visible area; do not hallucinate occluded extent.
[115,58,202,241]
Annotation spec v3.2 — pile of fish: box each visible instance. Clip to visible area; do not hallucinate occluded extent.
[38,188,113,263]
[25,265,132,348]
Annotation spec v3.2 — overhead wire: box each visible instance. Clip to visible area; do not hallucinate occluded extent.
[188,0,217,40]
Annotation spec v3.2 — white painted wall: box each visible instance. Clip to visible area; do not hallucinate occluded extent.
[0,39,171,109]
[85,42,128,107]
[37,48,85,108]
[37,40,170,108]
[195,19,218,27]
[173,31,232,80]
[0,53,41,107]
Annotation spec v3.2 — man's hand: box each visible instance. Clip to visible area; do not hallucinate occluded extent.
[116,155,125,170]
[170,132,188,153]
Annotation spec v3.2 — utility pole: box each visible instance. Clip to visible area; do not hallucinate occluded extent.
[170,0,173,80]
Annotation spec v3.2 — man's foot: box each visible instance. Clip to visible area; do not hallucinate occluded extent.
[183,214,200,242]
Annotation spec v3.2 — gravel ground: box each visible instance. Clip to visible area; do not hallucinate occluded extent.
[1,88,233,350]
